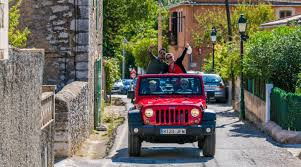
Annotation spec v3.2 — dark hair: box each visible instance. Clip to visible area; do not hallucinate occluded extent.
[159,48,166,52]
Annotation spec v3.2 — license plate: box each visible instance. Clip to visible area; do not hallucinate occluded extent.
[207,91,215,97]
[160,129,186,135]
[205,85,216,90]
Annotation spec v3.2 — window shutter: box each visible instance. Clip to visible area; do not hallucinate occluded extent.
[171,12,178,45]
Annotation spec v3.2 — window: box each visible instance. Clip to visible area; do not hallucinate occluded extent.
[279,10,292,19]
[139,77,202,96]
[0,3,4,28]
[170,12,178,45]
[170,11,184,45]
[276,8,294,19]
[177,11,183,33]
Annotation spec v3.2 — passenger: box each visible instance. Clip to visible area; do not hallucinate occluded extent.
[142,80,162,94]
[146,45,169,74]
[177,79,192,93]
[166,43,191,73]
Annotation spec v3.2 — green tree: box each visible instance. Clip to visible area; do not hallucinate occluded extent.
[103,0,160,58]
[296,71,301,94]
[127,37,158,70]
[104,58,120,93]
[9,0,30,47]
[193,3,275,80]
[244,27,301,92]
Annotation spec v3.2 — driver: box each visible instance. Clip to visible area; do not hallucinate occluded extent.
[177,79,192,93]
[142,80,162,94]
[149,80,158,92]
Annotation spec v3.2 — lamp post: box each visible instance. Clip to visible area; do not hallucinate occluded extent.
[238,14,247,120]
[122,38,128,79]
[210,27,217,72]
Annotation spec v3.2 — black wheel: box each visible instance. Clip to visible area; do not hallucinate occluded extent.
[128,133,141,156]
[198,138,205,149]
[203,133,216,157]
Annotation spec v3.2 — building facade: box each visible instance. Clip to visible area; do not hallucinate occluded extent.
[19,0,103,130]
[168,0,301,71]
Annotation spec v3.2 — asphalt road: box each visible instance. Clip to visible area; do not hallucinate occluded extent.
[55,96,301,167]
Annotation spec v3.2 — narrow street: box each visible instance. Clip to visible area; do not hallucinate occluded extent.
[55,96,301,167]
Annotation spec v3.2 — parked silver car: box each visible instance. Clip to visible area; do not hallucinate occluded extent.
[112,79,133,94]
[111,80,126,94]
[203,74,227,102]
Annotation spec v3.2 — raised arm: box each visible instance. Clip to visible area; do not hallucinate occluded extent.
[177,43,190,63]
[177,48,188,62]
[147,45,156,60]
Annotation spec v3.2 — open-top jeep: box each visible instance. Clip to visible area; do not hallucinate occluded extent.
[128,74,216,157]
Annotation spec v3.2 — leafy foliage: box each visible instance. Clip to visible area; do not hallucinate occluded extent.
[204,43,241,80]
[103,0,159,58]
[193,8,228,46]
[9,0,30,47]
[193,3,275,80]
[104,58,120,93]
[161,0,186,6]
[127,38,157,70]
[296,71,301,95]
[244,27,301,92]
[104,0,169,71]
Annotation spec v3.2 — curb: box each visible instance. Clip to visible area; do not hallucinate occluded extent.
[264,121,301,144]
[104,97,129,157]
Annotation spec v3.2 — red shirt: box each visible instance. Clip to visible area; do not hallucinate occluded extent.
[169,63,184,73]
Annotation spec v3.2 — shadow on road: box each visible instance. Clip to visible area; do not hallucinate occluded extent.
[111,147,213,164]
[229,123,266,138]
[216,109,238,118]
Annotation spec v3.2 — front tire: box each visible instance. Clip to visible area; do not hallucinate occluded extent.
[203,133,216,157]
[198,138,205,149]
[128,133,141,156]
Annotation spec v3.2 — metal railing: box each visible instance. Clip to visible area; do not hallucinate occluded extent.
[41,85,56,130]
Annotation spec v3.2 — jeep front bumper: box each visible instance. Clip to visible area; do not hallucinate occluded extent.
[129,124,215,137]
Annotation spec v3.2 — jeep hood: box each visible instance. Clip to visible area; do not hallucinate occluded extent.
[137,97,206,108]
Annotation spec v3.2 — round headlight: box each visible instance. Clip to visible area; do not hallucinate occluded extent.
[191,108,200,117]
[145,108,154,118]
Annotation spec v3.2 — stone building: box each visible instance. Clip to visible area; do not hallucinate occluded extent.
[168,0,301,71]
[19,0,103,130]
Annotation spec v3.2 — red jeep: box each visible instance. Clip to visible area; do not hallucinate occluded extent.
[128,74,216,157]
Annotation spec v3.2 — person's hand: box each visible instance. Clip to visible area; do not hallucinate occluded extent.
[185,43,190,48]
[148,45,155,50]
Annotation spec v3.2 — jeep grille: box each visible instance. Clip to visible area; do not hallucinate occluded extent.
[155,108,189,125]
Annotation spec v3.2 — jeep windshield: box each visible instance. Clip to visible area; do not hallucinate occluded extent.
[139,76,202,95]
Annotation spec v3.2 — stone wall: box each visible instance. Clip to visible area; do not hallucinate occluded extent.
[54,81,91,157]
[233,77,241,112]
[245,90,266,126]
[0,48,44,167]
[232,77,267,127]
[19,0,102,89]
[19,0,103,132]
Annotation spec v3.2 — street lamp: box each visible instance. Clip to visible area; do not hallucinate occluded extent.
[210,27,217,72]
[122,38,128,79]
[238,14,248,120]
